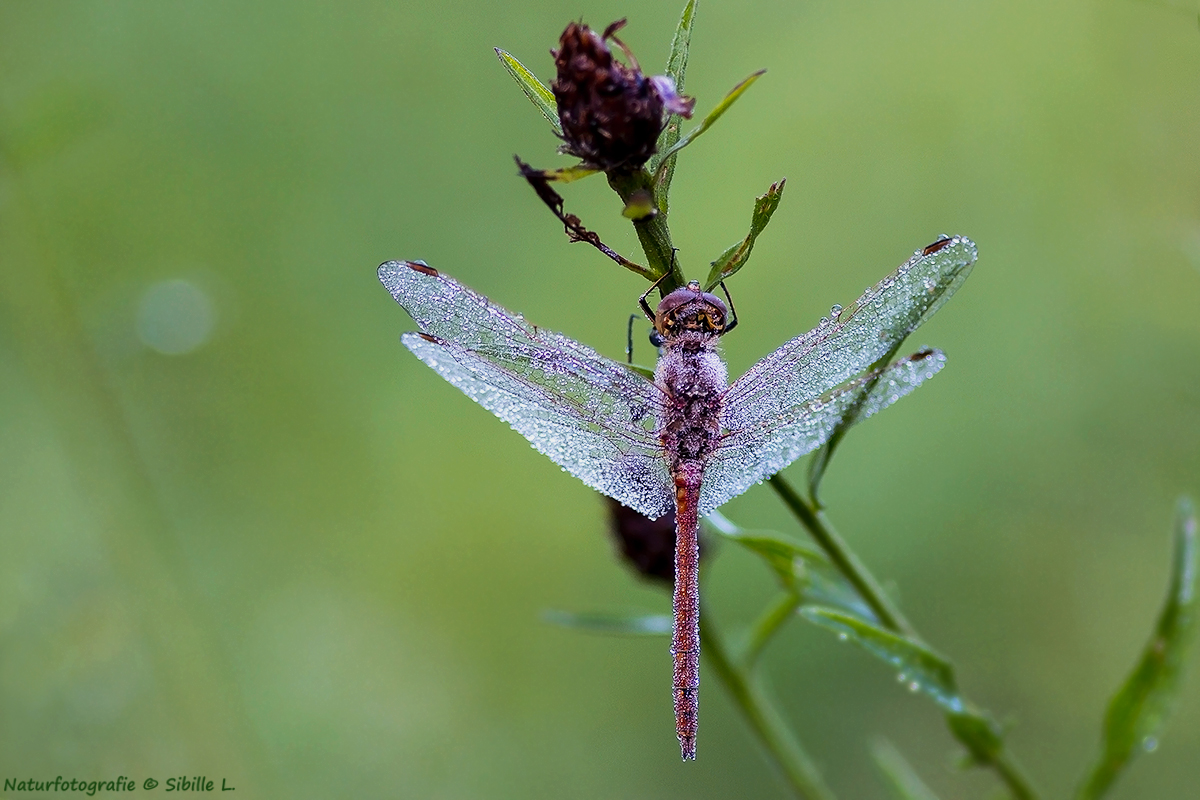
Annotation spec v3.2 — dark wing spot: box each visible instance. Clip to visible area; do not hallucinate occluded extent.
[921,237,953,256]
[416,332,444,344]
[406,260,439,276]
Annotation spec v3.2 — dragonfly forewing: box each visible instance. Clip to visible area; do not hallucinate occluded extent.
[380,260,676,519]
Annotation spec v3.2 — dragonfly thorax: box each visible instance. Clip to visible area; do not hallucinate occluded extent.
[655,280,728,341]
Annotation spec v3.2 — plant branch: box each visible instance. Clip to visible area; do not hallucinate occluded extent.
[994,755,1040,800]
[768,475,918,639]
[607,168,687,291]
[701,607,837,800]
[741,591,802,670]
[601,35,1036,795]
[769,474,1040,800]
[516,157,654,280]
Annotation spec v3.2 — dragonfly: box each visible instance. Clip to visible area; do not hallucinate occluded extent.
[378,235,977,760]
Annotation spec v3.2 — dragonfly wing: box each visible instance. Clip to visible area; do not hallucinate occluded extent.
[721,235,976,434]
[380,260,674,520]
[696,234,976,517]
[698,349,947,516]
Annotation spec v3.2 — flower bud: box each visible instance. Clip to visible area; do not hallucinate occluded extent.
[552,21,694,173]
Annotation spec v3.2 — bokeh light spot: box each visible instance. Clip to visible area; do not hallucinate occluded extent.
[136,279,215,355]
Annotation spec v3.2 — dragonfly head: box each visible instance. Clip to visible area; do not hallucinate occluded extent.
[655,280,728,339]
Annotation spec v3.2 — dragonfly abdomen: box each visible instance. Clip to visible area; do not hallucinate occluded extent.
[671,462,703,760]
[656,335,727,761]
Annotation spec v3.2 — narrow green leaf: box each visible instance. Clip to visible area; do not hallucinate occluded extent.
[543,609,672,636]
[739,591,804,668]
[652,69,766,189]
[872,740,943,800]
[807,235,978,505]
[625,362,656,380]
[705,512,874,621]
[806,339,904,506]
[801,607,960,710]
[801,606,1006,765]
[1075,497,1198,800]
[703,179,785,290]
[649,0,697,214]
[495,48,562,135]
[524,164,599,184]
[662,0,696,111]
[802,347,948,510]
[621,188,658,220]
[945,710,1005,765]
[552,165,599,183]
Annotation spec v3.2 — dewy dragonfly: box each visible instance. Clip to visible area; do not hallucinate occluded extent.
[378,235,977,760]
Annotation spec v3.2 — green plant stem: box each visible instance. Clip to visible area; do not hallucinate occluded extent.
[994,755,1039,800]
[769,474,1040,800]
[608,168,686,291]
[768,475,918,639]
[613,128,1032,800]
[621,150,827,795]
[701,607,837,800]
[741,591,803,669]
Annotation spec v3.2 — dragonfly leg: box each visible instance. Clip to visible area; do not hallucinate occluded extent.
[626,313,638,363]
[718,280,739,335]
[638,271,670,323]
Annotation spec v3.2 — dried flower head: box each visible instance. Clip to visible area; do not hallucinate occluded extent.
[605,497,705,584]
[552,20,695,172]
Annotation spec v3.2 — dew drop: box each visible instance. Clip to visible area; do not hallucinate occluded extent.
[1142,736,1159,753]
[837,632,849,642]
[907,681,920,693]
[830,304,843,316]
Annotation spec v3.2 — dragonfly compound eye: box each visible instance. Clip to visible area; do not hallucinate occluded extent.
[655,288,730,337]
[695,293,728,333]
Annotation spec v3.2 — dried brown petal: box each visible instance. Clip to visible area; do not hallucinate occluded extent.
[551,21,692,172]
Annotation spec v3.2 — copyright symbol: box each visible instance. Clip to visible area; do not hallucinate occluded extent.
[143,778,158,790]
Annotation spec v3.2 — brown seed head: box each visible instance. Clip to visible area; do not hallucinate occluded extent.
[552,21,694,172]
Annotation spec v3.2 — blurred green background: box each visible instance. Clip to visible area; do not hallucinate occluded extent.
[2,0,1198,797]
